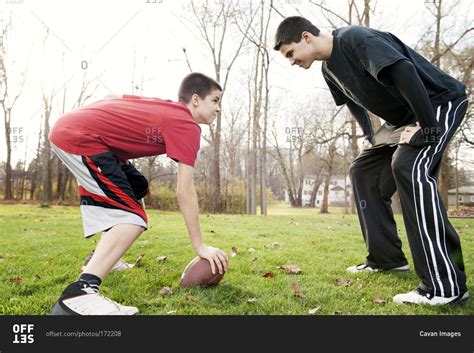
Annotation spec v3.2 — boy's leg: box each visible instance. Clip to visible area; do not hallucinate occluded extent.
[50,148,148,314]
[391,96,468,304]
[349,144,409,271]
[81,162,149,272]
[82,224,144,279]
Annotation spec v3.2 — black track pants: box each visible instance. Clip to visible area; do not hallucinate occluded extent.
[351,95,468,296]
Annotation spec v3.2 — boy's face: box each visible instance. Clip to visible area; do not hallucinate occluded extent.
[193,89,222,125]
[278,32,316,69]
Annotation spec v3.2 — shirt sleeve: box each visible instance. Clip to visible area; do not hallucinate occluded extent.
[382,59,440,146]
[162,121,201,167]
[353,36,408,84]
[346,100,374,141]
[322,66,349,106]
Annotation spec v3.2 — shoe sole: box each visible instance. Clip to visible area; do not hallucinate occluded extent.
[50,300,140,315]
[346,267,410,273]
[50,300,78,315]
[448,292,470,306]
[397,292,470,306]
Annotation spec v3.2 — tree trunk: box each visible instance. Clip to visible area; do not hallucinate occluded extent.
[55,157,63,199]
[320,175,330,213]
[211,114,222,212]
[309,180,321,207]
[3,109,12,199]
[41,96,53,207]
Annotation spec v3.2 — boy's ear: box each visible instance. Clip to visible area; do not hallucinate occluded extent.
[191,93,200,106]
[301,31,311,43]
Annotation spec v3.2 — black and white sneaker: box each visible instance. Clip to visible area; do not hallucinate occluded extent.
[51,281,139,315]
[346,263,410,273]
[393,287,470,306]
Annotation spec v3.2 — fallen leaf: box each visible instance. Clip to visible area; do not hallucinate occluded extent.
[308,305,322,315]
[247,298,257,303]
[372,295,386,304]
[263,272,274,278]
[278,265,301,274]
[133,253,145,267]
[185,295,198,302]
[6,277,22,283]
[231,246,238,257]
[156,256,168,262]
[335,278,352,287]
[247,248,256,253]
[159,287,173,296]
[292,283,305,298]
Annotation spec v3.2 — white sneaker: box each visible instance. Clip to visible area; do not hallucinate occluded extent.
[110,258,134,271]
[51,289,139,315]
[346,263,410,273]
[393,288,470,306]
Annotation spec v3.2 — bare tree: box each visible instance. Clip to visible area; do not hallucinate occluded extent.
[41,90,53,207]
[0,17,27,200]
[309,0,380,161]
[188,0,255,212]
[421,0,474,206]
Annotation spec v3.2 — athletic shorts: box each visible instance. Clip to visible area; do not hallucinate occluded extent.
[51,144,148,237]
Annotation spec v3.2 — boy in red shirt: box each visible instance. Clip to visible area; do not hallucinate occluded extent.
[49,73,228,315]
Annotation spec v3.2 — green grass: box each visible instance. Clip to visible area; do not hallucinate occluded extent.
[0,204,473,315]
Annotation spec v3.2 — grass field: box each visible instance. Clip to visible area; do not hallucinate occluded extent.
[0,204,473,315]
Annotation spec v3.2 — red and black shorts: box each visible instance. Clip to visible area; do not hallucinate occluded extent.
[52,144,148,237]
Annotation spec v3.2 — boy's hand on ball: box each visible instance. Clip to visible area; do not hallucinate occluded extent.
[195,244,228,274]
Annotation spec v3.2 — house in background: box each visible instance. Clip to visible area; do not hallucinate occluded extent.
[448,186,474,206]
[285,174,352,207]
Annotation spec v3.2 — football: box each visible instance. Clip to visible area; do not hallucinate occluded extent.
[179,256,225,288]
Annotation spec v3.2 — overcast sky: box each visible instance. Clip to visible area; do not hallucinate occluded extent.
[0,0,473,170]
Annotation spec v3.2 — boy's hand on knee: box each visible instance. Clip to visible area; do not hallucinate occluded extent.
[363,138,373,149]
[195,244,228,275]
[399,122,421,144]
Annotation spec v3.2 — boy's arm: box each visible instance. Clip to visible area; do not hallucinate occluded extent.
[381,60,439,146]
[346,100,374,144]
[176,162,228,274]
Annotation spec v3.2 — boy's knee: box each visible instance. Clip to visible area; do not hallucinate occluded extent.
[391,153,409,178]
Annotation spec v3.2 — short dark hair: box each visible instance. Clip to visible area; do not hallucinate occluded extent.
[178,72,222,103]
[274,16,320,51]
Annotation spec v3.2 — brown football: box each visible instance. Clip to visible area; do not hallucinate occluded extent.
[179,256,224,288]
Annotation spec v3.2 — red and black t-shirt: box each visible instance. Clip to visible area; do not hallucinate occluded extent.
[49,95,201,167]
